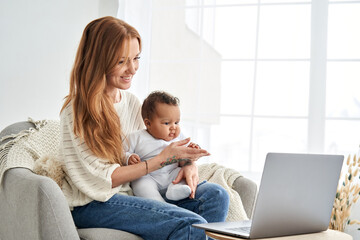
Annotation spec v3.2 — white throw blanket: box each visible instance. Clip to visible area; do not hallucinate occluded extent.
[198,163,249,221]
[0,118,60,186]
[0,118,133,196]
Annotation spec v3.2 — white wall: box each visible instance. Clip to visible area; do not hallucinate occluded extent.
[0,0,118,130]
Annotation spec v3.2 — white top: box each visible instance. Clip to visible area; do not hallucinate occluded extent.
[125,129,186,185]
[125,129,186,163]
[59,90,144,207]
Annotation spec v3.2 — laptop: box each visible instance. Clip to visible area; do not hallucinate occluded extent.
[193,152,344,239]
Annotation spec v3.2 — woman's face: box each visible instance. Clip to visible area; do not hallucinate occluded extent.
[106,38,140,92]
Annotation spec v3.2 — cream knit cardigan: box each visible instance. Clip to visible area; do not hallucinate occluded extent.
[60,90,144,207]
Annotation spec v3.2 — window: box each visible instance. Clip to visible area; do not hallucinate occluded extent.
[326,1,360,156]
[120,0,360,181]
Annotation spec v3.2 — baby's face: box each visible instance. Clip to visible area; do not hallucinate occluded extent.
[146,103,181,141]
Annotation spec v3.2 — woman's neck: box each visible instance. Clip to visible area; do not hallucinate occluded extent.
[107,88,121,103]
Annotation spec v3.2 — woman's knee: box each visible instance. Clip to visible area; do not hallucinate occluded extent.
[196,182,230,222]
[214,184,230,204]
[169,214,207,240]
[198,182,230,203]
[191,214,208,225]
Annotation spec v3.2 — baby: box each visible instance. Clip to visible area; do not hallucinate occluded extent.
[126,91,201,202]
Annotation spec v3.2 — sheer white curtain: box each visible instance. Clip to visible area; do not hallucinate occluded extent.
[117,0,152,102]
[118,0,360,182]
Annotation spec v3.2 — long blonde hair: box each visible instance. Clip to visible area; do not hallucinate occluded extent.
[61,16,141,166]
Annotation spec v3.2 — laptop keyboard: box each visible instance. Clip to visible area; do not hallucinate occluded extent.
[226,226,251,234]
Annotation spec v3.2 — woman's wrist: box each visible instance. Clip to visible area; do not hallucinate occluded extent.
[144,160,149,174]
[147,153,166,172]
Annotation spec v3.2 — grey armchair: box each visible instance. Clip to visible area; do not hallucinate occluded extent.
[0,121,257,240]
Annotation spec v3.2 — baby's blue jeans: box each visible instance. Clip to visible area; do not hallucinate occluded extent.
[71,182,229,240]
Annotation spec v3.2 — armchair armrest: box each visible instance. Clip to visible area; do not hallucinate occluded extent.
[1,121,78,239]
[232,176,257,219]
[0,168,80,240]
[0,121,143,240]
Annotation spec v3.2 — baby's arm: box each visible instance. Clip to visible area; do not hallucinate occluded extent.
[125,131,141,165]
[128,154,141,165]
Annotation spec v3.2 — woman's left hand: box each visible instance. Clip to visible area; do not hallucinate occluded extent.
[172,162,199,199]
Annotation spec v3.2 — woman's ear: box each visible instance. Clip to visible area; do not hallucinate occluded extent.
[144,118,151,128]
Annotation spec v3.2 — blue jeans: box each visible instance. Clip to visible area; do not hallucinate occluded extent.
[71,182,229,240]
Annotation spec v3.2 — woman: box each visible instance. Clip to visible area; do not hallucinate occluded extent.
[60,16,229,240]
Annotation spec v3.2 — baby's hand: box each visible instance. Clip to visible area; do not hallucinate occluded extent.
[128,154,141,165]
[188,142,200,149]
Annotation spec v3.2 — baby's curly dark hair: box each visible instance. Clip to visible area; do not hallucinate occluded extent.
[141,91,180,120]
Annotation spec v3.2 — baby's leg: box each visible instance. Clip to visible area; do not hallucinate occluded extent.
[166,180,192,201]
[165,167,191,201]
[131,175,165,202]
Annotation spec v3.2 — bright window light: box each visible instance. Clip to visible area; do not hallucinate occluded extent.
[144,0,360,177]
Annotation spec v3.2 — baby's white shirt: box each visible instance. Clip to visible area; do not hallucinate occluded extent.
[125,129,187,181]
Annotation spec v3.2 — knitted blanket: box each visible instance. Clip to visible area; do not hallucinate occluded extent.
[198,163,249,221]
[0,118,132,193]
[0,118,60,186]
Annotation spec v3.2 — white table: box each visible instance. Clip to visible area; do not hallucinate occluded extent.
[205,229,352,240]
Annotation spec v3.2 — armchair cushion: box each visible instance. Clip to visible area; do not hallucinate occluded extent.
[78,228,142,240]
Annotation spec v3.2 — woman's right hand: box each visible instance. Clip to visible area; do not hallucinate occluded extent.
[158,138,210,167]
